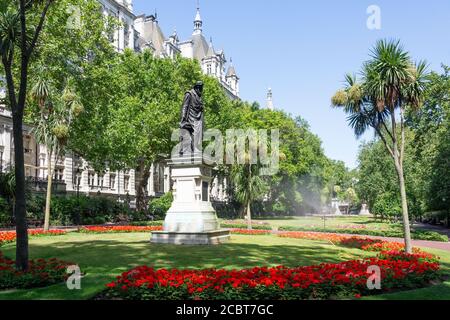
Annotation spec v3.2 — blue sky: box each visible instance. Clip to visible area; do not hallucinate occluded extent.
[133,0,450,169]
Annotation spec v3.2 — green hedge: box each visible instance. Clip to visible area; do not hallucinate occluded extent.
[25,195,133,226]
[148,192,173,219]
[130,221,164,227]
[277,225,448,242]
[0,197,12,226]
[220,223,272,230]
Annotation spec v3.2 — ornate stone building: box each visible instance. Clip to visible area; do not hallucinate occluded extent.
[134,5,240,99]
[0,0,239,206]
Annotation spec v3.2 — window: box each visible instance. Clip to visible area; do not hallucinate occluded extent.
[54,168,63,181]
[24,137,32,154]
[97,174,104,188]
[124,176,130,191]
[207,64,212,75]
[39,155,45,178]
[124,22,130,48]
[109,174,116,190]
[88,172,95,187]
[107,10,117,43]
[75,173,82,187]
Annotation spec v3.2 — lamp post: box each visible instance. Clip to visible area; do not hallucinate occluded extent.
[117,171,121,202]
[74,167,81,225]
[76,168,81,200]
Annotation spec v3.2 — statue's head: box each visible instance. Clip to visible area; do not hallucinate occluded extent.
[194,81,204,96]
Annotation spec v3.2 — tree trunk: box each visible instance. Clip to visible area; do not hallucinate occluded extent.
[12,114,29,271]
[43,149,53,231]
[246,201,252,230]
[136,162,151,212]
[395,160,413,253]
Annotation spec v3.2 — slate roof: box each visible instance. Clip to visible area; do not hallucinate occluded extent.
[191,33,209,61]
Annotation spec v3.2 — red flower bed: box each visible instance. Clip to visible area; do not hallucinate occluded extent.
[362,241,405,252]
[79,226,163,234]
[0,251,74,290]
[278,232,429,255]
[231,229,272,235]
[0,232,16,247]
[338,237,382,248]
[102,252,440,300]
[278,231,348,243]
[0,229,67,247]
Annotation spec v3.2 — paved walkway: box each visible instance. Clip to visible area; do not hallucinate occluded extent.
[414,222,450,238]
[344,233,450,252]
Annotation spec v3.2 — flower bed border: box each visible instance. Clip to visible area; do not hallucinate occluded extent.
[101,251,441,300]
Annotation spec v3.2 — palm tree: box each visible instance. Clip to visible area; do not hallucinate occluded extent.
[31,75,83,231]
[332,39,428,253]
[232,161,268,230]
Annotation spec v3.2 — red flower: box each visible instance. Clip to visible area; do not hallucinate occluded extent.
[104,251,440,300]
[231,229,271,235]
[80,226,163,234]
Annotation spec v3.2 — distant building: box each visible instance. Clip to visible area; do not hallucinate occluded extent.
[98,0,137,52]
[266,88,274,111]
[134,6,240,99]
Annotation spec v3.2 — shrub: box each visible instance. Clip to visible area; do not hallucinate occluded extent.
[0,197,12,227]
[25,195,133,226]
[221,223,272,231]
[277,225,448,242]
[148,192,173,219]
[371,192,402,220]
[130,221,164,227]
[0,251,73,290]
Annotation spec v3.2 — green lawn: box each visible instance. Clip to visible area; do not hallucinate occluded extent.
[0,232,449,300]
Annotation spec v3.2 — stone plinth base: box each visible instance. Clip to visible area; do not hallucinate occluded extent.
[151,230,231,245]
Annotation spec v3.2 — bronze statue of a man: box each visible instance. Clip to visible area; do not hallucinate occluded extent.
[180,81,204,155]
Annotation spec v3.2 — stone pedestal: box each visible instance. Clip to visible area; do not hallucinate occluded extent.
[331,198,343,215]
[359,203,372,216]
[151,154,230,245]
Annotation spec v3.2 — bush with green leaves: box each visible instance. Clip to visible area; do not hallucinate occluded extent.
[130,221,164,227]
[148,192,173,219]
[0,197,12,226]
[277,225,448,242]
[220,223,272,231]
[25,195,133,226]
[371,192,402,220]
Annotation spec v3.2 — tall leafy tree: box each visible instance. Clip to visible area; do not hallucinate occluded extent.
[408,65,450,222]
[0,0,54,271]
[23,0,118,228]
[332,40,428,253]
[70,51,206,210]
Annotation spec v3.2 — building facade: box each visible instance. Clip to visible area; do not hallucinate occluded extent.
[0,0,238,206]
[134,6,240,99]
